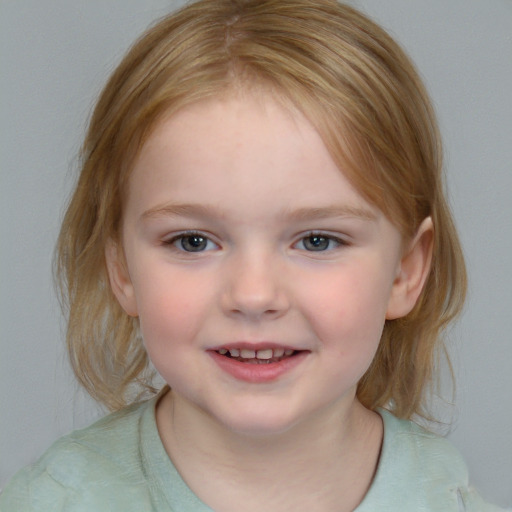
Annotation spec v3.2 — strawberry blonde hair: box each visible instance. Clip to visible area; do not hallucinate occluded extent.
[56,0,466,417]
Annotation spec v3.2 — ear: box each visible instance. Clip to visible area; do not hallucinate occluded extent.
[386,217,434,320]
[105,238,139,317]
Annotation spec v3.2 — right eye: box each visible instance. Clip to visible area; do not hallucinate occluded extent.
[294,233,346,252]
[165,232,218,252]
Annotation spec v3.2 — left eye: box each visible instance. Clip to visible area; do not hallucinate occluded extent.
[167,233,217,252]
[296,234,343,252]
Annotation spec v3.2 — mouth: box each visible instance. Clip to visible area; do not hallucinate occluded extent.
[215,347,299,364]
[209,345,308,383]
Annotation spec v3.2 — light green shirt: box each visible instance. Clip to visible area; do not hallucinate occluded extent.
[0,396,507,511]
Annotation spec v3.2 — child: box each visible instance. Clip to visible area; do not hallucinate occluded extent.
[1,0,508,510]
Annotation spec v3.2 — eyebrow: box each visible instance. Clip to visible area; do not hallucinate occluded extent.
[141,203,222,221]
[284,205,377,222]
[141,203,377,222]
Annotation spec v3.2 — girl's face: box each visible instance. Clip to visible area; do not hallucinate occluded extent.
[108,93,416,436]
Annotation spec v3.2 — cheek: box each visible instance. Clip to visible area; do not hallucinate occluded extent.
[299,270,390,390]
[132,267,216,352]
[297,263,393,347]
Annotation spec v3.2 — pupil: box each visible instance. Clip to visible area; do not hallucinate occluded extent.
[182,235,207,252]
[306,235,329,251]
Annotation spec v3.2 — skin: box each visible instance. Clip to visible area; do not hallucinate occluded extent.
[107,92,433,511]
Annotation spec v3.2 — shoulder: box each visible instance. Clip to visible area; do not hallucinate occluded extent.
[358,409,509,511]
[0,400,155,512]
[379,408,468,482]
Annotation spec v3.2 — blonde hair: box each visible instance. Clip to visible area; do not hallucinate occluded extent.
[56,0,466,417]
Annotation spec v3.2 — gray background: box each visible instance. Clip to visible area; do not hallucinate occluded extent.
[1,0,511,506]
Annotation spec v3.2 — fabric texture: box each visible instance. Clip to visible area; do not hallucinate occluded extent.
[0,395,508,512]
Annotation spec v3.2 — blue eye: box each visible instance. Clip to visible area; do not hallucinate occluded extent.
[298,234,343,251]
[167,232,217,252]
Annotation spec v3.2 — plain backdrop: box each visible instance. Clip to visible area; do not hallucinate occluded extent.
[1,0,511,507]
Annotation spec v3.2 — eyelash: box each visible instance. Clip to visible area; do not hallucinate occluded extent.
[294,232,347,252]
[163,231,218,253]
[162,231,348,254]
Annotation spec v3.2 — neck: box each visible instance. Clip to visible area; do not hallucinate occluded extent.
[156,390,383,512]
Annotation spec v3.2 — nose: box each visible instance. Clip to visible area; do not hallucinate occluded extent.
[221,250,290,321]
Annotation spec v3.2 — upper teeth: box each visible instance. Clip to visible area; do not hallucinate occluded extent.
[218,348,294,359]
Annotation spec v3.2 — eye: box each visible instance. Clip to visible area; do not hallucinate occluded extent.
[296,233,344,252]
[166,232,218,252]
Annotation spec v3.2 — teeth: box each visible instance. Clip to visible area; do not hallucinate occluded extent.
[256,349,273,360]
[219,347,296,359]
[240,349,256,358]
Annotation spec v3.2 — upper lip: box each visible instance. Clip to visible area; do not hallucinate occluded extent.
[210,342,301,352]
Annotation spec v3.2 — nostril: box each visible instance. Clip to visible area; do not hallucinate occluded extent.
[221,264,290,319]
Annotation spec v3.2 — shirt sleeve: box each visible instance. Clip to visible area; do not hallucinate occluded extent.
[0,460,154,512]
[457,486,511,512]
[0,465,70,512]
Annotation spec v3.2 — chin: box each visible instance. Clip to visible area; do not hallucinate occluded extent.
[207,402,311,439]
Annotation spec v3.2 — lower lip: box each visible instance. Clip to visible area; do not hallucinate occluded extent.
[208,351,308,383]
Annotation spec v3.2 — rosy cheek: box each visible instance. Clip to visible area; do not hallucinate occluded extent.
[137,279,210,338]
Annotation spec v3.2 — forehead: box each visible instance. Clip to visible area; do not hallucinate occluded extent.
[138,93,307,171]
[132,91,325,189]
[127,93,378,218]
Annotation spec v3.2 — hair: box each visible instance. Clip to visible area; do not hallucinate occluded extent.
[56,0,466,418]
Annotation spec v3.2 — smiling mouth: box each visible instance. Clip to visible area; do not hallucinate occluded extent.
[216,347,299,364]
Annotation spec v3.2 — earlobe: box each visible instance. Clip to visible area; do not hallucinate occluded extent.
[105,239,139,317]
[386,217,434,320]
